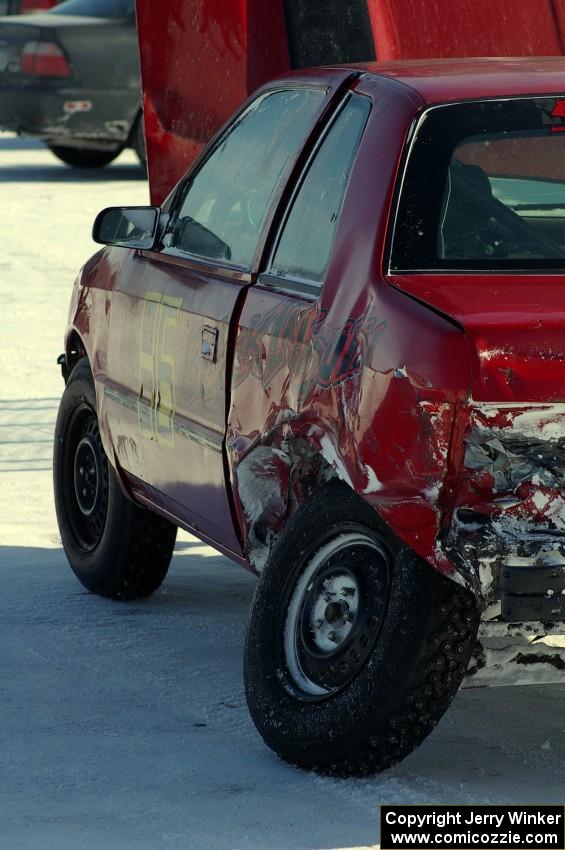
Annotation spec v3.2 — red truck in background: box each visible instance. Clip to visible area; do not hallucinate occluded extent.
[136,0,565,204]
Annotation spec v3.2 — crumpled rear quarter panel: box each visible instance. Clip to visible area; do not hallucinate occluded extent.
[228,282,470,574]
[226,78,472,579]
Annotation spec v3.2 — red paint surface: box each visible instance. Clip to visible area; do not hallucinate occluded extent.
[135,0,289,204]
[367,0,565,60]
[135,0,565,205]
[349,57,565,104]
[388,275,565,403]
[21,0,57,10]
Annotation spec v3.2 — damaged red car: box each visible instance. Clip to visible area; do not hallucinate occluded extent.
[54,58,565,776]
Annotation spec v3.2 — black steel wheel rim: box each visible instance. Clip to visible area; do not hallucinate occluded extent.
[62,403,108,551]
[277,530,390,701]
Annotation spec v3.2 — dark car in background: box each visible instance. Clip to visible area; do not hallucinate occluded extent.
[0,1,59,13]
[0,0,142,167]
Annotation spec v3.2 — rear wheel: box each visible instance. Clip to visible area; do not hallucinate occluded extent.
[53,358,177,599]
[244,483,479,776]
[48,145,122,169]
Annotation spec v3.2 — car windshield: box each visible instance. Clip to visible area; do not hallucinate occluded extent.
[51,0,133,16]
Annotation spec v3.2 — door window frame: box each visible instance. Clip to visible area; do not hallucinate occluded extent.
[257,91,372,299]
[386,94,565,277]
[157,78,355,279]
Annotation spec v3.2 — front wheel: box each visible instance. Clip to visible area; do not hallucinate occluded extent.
[48,145,122,168]
[244,483,479,776]
[53,358,177,599]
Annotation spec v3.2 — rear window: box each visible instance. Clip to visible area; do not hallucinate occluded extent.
[391,97,565,272]
[51,0,133,16]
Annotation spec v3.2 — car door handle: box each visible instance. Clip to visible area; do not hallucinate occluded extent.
[201,325,218,362]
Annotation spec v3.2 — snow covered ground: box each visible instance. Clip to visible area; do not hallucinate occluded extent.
[1,134,565,850]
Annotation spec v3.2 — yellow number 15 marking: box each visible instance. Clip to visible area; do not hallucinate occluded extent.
[138,291,183,446]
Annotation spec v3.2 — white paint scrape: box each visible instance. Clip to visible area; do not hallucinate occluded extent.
[319,433,354,489]
[362,464,384,494]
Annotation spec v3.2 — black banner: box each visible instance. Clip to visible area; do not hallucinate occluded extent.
[381,805,565,850]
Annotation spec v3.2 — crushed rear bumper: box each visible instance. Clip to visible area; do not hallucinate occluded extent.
[443,403,565,620]
[462,620,565,688]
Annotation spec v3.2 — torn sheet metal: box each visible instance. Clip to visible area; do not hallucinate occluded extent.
[235,444,291,571]
[229,286,459,575]
[233,433,343,571]
[443,404,565,605]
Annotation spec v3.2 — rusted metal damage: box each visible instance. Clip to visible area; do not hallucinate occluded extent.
[442,404,565,608]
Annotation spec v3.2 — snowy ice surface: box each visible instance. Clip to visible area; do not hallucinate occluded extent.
[2,135,565,850]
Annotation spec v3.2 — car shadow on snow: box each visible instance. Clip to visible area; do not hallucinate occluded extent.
[0,135,44,151]
[0,396,59,473]
[0,162,146,183]
[0,134,146,180]
[2,541,565,848]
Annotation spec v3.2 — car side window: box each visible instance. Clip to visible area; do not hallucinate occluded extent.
[269,94,371,286]
[390,96,565,273]
[166,88,325,269]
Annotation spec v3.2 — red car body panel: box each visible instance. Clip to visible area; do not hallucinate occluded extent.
[368,0,565,60]
[226,71,467,577]
[388,274,565,403]
[355,57,565,103]
[135,0,565,205]
[135,0,290,205]
[65,58,565,612]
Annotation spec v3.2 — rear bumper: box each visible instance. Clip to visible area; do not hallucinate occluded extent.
[442,402,565,617]
[0,83,138,148]
[462,620,565,688]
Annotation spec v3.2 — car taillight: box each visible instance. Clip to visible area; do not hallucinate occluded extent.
[21,0,57,11]
[20,40,70,77]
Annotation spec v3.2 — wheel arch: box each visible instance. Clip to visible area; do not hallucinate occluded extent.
[63,328,88,382]
[61,326,125,500]
[231,426,402,574]
[229,412,472,603]
[126,108,143,142]
[127,108,146,165]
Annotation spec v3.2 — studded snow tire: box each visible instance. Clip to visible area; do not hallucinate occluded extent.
[54,358,177,600]
[244,483,479,776]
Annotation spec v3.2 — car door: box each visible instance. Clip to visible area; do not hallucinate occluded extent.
[228,91,374,558]
[103,82,344,556]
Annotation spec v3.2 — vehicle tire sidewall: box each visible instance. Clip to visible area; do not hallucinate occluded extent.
[47,145,121,169]
[53,361,134,597]
[244,486,462,766]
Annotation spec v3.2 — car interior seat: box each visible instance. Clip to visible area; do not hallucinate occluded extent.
[439,160,496,258]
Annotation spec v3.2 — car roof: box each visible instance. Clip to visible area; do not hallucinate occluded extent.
[338,57,565,104]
